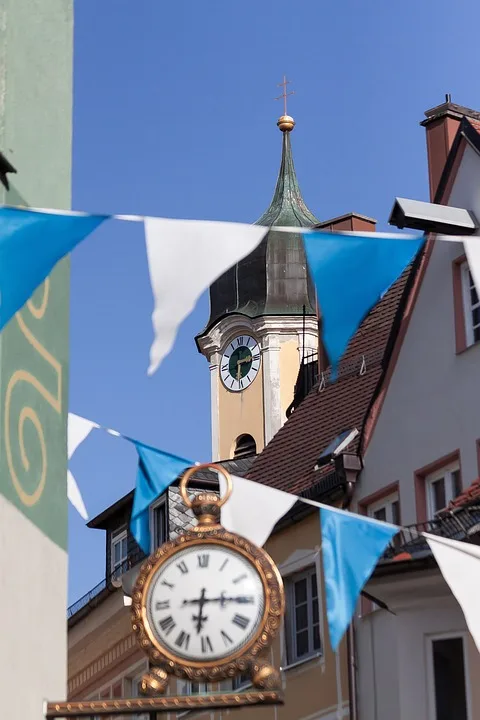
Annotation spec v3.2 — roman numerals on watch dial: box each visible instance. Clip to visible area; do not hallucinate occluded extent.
[177,560,188,575]
[148,545,264,662]
[232,614,250,630]
[197,553,209,568]
[201,636,213,653]
[159,615,176,635]
[221,630,233,646]
[175,630,190,650]
[155,600,170,610]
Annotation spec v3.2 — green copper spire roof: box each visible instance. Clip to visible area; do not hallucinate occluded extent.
[197,115,319,338]
[256,119,320,228]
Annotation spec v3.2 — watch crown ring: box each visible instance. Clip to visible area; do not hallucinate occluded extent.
[180,463,233,509]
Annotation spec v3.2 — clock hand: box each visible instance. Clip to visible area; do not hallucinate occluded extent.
[192,610,208,633]
[181,588,209,634]
[208,592,255,608]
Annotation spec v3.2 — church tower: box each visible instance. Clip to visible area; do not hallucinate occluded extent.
[196,113,319,461]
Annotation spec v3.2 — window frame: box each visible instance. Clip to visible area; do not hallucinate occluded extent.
[426,631,472,720]
[460,260,480,348]
[110,525,128,576]
[177,679,209,718]
[425,460,461,518]
[232,671,251,691]
[150,494,167,553]
[285,565,322,665]
[366,491,400,525]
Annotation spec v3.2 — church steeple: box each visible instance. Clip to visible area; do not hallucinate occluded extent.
[196,108,321,461]
[256,115,319,228]
[201,114,319,333]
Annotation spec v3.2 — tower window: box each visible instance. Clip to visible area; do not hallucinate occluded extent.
[233,434,257,459]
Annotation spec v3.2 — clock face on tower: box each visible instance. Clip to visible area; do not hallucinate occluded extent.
[220,335,261,392]
[144,544,265,663]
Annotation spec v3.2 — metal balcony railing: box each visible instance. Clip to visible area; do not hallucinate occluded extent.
[382,506,480,561]
[68,549,145,620]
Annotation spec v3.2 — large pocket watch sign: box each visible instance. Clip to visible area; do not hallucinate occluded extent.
[131,464,285,692]
[45,466,285,716]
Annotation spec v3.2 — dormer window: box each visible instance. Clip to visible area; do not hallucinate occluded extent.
[111,526,128,579]
[150,496,167,552]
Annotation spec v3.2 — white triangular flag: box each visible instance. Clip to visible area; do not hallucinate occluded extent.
[219,474,296,548]
[67,413,98,520]
[144,218,268,375]
[425,532,480,653]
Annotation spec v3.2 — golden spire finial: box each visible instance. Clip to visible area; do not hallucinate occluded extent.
[275,75,295,132]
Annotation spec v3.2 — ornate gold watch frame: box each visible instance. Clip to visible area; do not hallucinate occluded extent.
[131,526,284,683]
[44,464,285,718]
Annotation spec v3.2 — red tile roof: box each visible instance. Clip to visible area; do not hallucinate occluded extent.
[248,266,417,495]
[449,478,480,509]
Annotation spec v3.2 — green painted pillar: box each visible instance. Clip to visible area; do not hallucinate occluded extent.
[0,1,73,716]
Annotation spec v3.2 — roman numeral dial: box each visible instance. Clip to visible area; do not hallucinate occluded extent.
[219,335,261,393]
[146,544,265,663]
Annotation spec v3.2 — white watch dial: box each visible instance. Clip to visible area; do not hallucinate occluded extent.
[145,544,265,662]
[220,335,261,392]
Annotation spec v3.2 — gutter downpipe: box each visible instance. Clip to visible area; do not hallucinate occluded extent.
[343,480,359,720]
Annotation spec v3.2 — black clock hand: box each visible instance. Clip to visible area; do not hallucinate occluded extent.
[182,588,209,634]
[208,592,255,608]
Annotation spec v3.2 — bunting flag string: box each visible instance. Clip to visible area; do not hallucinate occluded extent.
[217,473,297,548]
[424,533,480,654]
[67,413,99,519]
[302,231,424,375]
[67,420,480,656]
[0,207,105,330]
[144,218,267,375]
[130,441,192,553]
[1,205,478,384]
[67,413,196,551]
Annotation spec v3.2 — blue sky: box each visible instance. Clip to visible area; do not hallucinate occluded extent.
[69,0,480,603]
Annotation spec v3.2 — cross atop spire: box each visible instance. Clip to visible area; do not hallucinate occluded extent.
[275,75,294,116]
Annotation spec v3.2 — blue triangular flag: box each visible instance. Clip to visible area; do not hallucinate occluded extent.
[0,207,106,328]
[320,506,398,651]
[303,231,423,376]
[130,440,192,554]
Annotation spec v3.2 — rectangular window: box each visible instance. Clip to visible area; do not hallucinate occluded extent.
[426,462,461,518]
[286,567,321,664]
[429,635,470,720]
[461,261,480,347]
[232,672,251,690]
[111,526,128,579]
[150,496,167,552]
[367,492,401,525]
[130,673,148,720]
[177,680,209,718]
[178,679,208,695]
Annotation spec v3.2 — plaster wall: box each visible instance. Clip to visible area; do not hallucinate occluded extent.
[357,570,480,720]
[359,142,480,523]
[217,358,265,460]
[200,314,317,460]
[0,1,73,717]
[279,338,300,417]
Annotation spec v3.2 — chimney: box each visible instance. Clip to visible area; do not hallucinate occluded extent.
[315,212,376,235]
[313,213,377,372]
[421,95,480,201]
